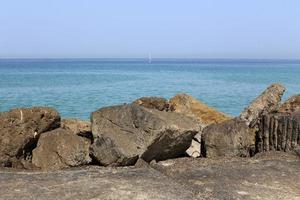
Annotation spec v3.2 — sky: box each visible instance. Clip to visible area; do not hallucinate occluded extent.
[0,0,300,59]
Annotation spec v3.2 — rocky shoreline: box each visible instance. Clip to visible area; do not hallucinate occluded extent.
[0,83,300,199]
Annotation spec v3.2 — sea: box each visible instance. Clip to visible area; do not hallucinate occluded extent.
[0,59,299,120]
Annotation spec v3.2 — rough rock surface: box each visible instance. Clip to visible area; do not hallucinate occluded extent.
[240,84,285,127]
[91,104,200,166]
[133,97,170,111]
[202,118,256,158]
[169,93,230,126]
[61,118,92,141]
[0,107,60,168]
[32,128,91,170]
[1,152,299,200]
[0,167,195,200]
[278,94,300,113]
[256,112,300,152]
[151,151,300,200]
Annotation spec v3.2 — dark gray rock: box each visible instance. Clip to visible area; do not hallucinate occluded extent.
[202,118,256,158]
[91,104,200,166]
[90,137,138,167]
[0,107,60,168]
[240,83,285,127]
[32,128,91,170]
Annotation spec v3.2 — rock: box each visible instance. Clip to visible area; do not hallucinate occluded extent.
[61,119,93,141]
[91,104,200,166]
[186,133,202,157]
[169,93,230,127]
[256,112,300,152]
[134,158,150,168]
[278,94,300,113]
[240,83,285,127]
[202,118,256,158]
[185,139,201,158]
[0,107,60,168]
[32,128,91,170]
[151,152,300,200]
[133,96,169,111]
[90,137,138,167]
[0,166,196,200]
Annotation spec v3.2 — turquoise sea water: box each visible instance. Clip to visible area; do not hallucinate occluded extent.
[0,59,299,119]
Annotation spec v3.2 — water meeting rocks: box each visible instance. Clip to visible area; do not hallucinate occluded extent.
[91,103,200,166]
[240,83,285,127]
[32,128,91,170]
[0,107,60,168]
[202,118,256,158]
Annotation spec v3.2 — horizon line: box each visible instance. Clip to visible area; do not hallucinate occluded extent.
[1,57,300,61]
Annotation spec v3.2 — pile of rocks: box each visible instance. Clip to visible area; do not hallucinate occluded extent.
[0,83,299,171]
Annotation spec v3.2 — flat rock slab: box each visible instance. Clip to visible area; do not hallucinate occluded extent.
[0,167,194,200]
[152,152,300,200]
[1,152,299,200]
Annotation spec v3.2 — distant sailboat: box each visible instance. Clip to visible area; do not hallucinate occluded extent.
[148,53,152,63]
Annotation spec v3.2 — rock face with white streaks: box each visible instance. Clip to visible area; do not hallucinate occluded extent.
[240,84,285,127]
[91,104,200,166]
[0,107,60,168]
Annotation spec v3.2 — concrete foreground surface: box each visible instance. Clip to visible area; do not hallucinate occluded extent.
[0,152,299,200]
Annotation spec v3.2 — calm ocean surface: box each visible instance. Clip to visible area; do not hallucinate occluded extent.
[0,59,299,119]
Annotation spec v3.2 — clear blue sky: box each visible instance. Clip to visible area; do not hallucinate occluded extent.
[0,0,299,59]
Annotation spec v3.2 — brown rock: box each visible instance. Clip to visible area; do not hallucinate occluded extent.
[0,107,60,168]
[240,83,285,127]
[133,97,169,111]
[61,118,92,141]
[278,94,300,113]
[91,104,200,166]
[169,93,230,127]
[256,112,300,152]
[32,128,91,170]
[202,118,256,158]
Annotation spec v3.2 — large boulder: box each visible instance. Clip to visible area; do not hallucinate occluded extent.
[240,83,285,127]
[133,97,170,111]
[32,128,91,170]
[169,93,230,127]
[278,94,300,113]
[91,104,200,166]
[202,118,256,158]
[0,107,60,168]
[61,119,93,141]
